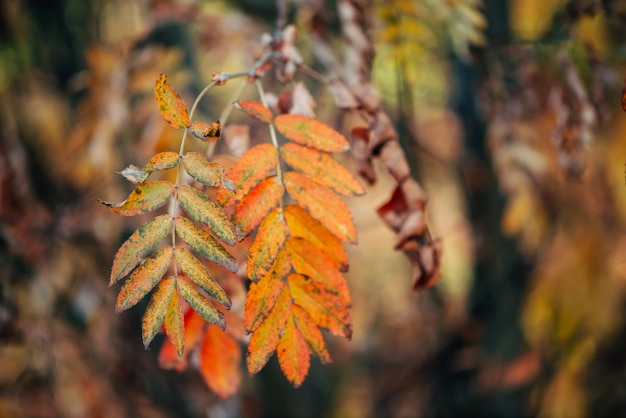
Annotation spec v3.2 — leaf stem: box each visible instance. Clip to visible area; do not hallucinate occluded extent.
[205,80,248,160]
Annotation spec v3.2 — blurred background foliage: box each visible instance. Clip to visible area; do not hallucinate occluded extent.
[3,0,626,417]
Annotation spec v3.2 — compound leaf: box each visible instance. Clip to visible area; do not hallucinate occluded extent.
[182,152,233,190]
[289,273,352,339]
[115,246,173,312]
[174,246,231,308]
[110,214,173,285]
[284,172,357,243]
[274,114,349,152]
[247,207,288,282]
[292,304,332,364]
[277,315,310,388]
[234,100,273,123]
[177,277,225,328]
[217,144,279,207]
[178,185,236,246]
[142,276,177,348]
[174,216,238,272]
[247,286,292,375]
[99,180,174,216]
[155,73,190,129]
[232,176,284,235]
[280,143,364,196]
[284,204,348,271]
[199,325,242,399]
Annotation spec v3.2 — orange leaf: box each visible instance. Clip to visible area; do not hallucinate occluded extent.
[244,251,289,333]
[292,305,331,364]
[118,152,180,184]
[142,276,177,348]
[286,237,350,305]
[217,144,279,207]
[232,176,284,235]
[280,143,364,196]
[277,316,310,387]
[274,114,349,152]
[177,276,225,328]
[284,172,357,243]
[247,286,292,375]
[159,310,207,370]
[174,246,230,308]
[110,214,173,285]
[164,287,185,358]
[234,100,274,123]
[189,120,221,142]
[247,207,288,282]
[115,246,173,312]
[182,152,233,190]
[199,325,242,399]
[99,181,175,216]
[174,216,238,272]
[178,185,236,246]
[284,204,348,271]
[155,73,190,129]
[289,273,352,339]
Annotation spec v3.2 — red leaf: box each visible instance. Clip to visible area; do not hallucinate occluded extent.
[199,325,242,399]
[274,114,349,152]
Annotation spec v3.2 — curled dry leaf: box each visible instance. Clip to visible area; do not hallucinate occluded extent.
[190,120,222,142]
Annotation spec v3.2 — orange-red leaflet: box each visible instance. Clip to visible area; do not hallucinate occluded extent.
[292,304,331,364]
[244,251,289,333]
[164,288,185,358]
[177,276,225,329]
[142,276,177,348]
[199,325,242,399]
[280,143,364,197]
[274,114,349,153]
[234,100,274,123]
[286,237,351,305]
[115,246,173,313]
[182,152,233,190]
[110,214,173,285]
[232,176,284,235]
[160,310,207,370]
[283,172,357,244]
[284,204,348,271]
[174,216,238,272]
[155,73,190,129]
[217,144,279,207]
[247,286,292,375]
[99,180,175,217]
[288,273,352,339]
[247,207,288,282]
[189,120,221,142]
[177,184,236,246]
[174,246,231,308]
[277,315,310,387]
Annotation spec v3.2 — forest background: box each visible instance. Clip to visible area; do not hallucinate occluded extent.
[2,0,626,417]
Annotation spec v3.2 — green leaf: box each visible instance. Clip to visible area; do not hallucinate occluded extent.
[99,181,175,216]
[142,276,177,348]
[177,185,236,246]
[110,214,173,285]
[174,246,231,308]
[155,73,190,129]
[174,216,238,272]
[115,246,173,312]
[182,152,234,190]
[177,277,225,328]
